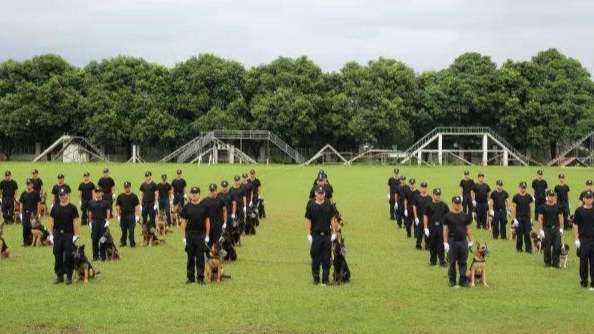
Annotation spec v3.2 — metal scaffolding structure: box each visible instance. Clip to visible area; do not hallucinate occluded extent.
[33,135,109,163]
[548,129,594,167]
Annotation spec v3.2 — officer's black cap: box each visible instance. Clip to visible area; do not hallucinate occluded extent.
[83,172,90,177]
[317,172,327,180]
[319,169,325,175]
[103,168,109,173]
[57,173,65,179]
[452,196,462,204]
[161,174,167,180]
[242,173,248,178]
[587,180,593,186]
[145,171,152,177]
[399,175,406,180]
[433,188,442,195]
[94,186,103,192]
[546,189,556,197]
[409,178,416,185]
[315,186,326,194]
[584,190,594,199]
[519,181,527,188]
[250,169,256,174]
[420,181,428,188]
[209,183,217,191]
[4,171,10,176]
[124,181,131,188]
[234,175,240,181]
[464,170,470,175]
[537,170,543,175]
[393,168,399,174]
[558,174,565,179]
[496,180,503,186]
[478,173,485,178]
[26,178,32,184]
[190,186,200,194]
[221,181,229,188]
[177,169,182,175]
[58,187,69,196]
[32,169,38,174]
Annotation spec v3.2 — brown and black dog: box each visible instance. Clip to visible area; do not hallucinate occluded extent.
[156,211,169,236]
[142,224,164,247]
[39,192,49,217]
[0,227,9,259]
[13,200,21,224]
[170,204,181,227]
[73,245,99,284]
[560,243,570,268]
[31,215,52,247]
[530,231,542,253]
[466,242,489,287]
[206,241,225,283]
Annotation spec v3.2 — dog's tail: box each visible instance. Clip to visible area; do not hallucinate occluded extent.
[222,274,232,279]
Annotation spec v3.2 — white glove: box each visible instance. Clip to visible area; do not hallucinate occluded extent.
[139,204,143,212]
[79,201,82,206]
[49,234,54,244]
[512,219,519,228]
[472,200,477,207]
[387,193,390,200]
[559,228,564,235]
[507,209,512,216]
[0,198,2,204]
[72,235,79,243]
[394,202,399,210]
[414,217,420,226]
[223,222,227,229]
[89,222,92,229]
[112,194,116,200]
[117,216,121,223]
[461,197,464,205]
[135,215,140,223]
[231,213,236,219]
[104,220,109,228]
[183,238,186,245]
[569,203,572,210]
[243,207,247,214]
[250,201,254,208]
[183,193,187,199]
[575,240,581,249]
[489,210,495,217]
[404,209,408,217]
[153,204,158,211]
[19,213,22,221]
[444,243,450,253]
[204,236,210,243]
[468,241,474,248]
[307,235,313,244]
[170,200,173,206]
[539,229,545,239]
[532,196,536,202]
[331,233,337,242]
[424,228,430,238]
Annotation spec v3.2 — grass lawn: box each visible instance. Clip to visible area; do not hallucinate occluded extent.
[0,163,593,334]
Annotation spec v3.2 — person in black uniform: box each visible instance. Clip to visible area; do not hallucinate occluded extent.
[172,169,187,208]
[157,174,173,226]
[31,169,44,195]
[532,170,548,218]
[0,171,18,224]
[309,174,334,201]
[98,168,115,214]
[423,188,450,267]
[489,180,510,240]
[241,173,253,215]
[305,185,337,286]
[78,172,95,226]
[395,175,408,229]
[88,186,111,261]
[554,174,571,230]
[413,181,432,250]
[248,169,262,208]
[387,168,400,220]
[18,179,41,246]
[459,171,475,218]
[203,184,227,246]
[181,186,210,285]
[471,173,491,230]
[579,180,594,206]
[574,190,594,289]
[404,179,420,238]
[48,187,79,285]
[230,176,247,224]
[538,189,563,268]
[51,174,71,205]
[512,182,534,253]
[139,171,159,228]
[443,196,474,287]
[219,181,234,225]
[116,181,140,248]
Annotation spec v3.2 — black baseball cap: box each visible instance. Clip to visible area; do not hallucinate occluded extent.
[452,196,462,204]
[58,187,69,196]
[537,170,543,175]
[464,170,470,175]
[32,169,38,174]
[234,175,240,181]
[242,173,248,178]
[145,171,152,177]
[399,175,406,180]
[124,181,131,188]
[177,169,182,175]
[587,180,593,186]
[103,168,109,173]
[393,168,399,174]
[83,172,90,177]
[558,174,565,179]
[209,183,217,191]
[420,181,428,188]
[26,178,32,184]
[496,180,503,186]
[315,186,326,194]
[94,186,103,192]
[161,174,167,180]
[546,189,556,197]
[4,171,10,176]
[584,190,594,198]
[409,178,416,185]
[221,181,229,187]
[519,181,527,188]
[250,169,256,174]
[190,186,200,194]
[433,188,442,195]
[478,173,485,177]
[57,173,65,179]
[318,169,325,175]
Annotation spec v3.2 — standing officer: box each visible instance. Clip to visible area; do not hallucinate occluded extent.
[48,187,79,285]
[139,171,159,228]
[51,174,71,205]
[77,172,95,226]
[219,181,235,224]
[413,181,432,250]
[471,173,491,230]
[573,190,594,289]
[538,190,563,268]
[387,168,400,220]
[309,174,334,201]
[157,174,173,226]
[489,180,510,240]
[459,171,475,217]
[532,170,548,218]
[305,185,337,286]
[512,182,534,253]
[395,176,408,229]
[443,196,474,287]
[404,179,420,238]
[171,169,187,209]
[18,178,41,246]
[248,169,262,209]
[554,174,571,230]
[181,186,210,285]
[230,176,247,224]
[98,168,115,215]
[579,180,594,206]
[115,181,140,248]
[0,171,18,224]
[423,188,450,267]
[31,169,44,195]
[87,186,111,261]
[203,184,227,245]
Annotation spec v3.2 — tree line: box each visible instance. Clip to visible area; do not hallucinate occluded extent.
[1,48,593,161]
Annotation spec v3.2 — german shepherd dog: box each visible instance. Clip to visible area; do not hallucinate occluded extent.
[332,203,345,228]
[170,203,181,227]
[219,228,237,261]
[530,231,542,253]
[244,206,257,235]
[156,211,169,236]
[0,227,10,259]
[206,241,225,283]
[142,223,164,247]
[332,230,351,284]
[73,245,99,284]
[257,198,266,219]
[39,192,49,217]
[13,200,21,224]
[31,215,52,247]
[466,242,489,287]
[560,243,570,268]
[99,227,120,261]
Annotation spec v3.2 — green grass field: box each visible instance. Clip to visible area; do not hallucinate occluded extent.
[1,163,593,334]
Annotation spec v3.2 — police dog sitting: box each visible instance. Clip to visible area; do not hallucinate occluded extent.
[156,210,169,236]
[99,228,120,261]
[142,223,164,247]
[530,231,542,253]
[73,245,99,284]
[39,192,49,217]
[466,242,489,287]
[31,215,52,247]
[206,240,226,283]
[0,226,10,259]
[170,203,181,227]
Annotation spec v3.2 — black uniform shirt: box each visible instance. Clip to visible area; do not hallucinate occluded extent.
[51,184,71,203]
[512,193,533,218]
[116,193,140,215]
[218,191,233,216]
[405,188,420,208]
[0,179,18,197]
[424,201,450,226]
[539,203,562,228]
[413,194,432,218]
[157,183,172,199]
[31,177,43,193]
[305,198,336,234]
[98,177,115,193]
[308,184,333,200]
[532,179,548,201]
[554,184,570,203]
[88,199,110,221]
[172,178,187,194]
[490,190,509,210]
[78,182,96,201]
[140,182,158,203]
[396,184,408,203]
[443,212,472,242]
[459,179,475,196]
[574,206,594,240]
[472,183,491,202]
[248,178,262,197]
[19,190,41,212]
[388,177,399,195]
[50,203,79,233]
[202,196,226,224]
[181,202,208,233]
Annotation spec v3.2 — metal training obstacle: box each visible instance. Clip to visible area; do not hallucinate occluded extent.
[548,129,594,167]
[33,135,109,163]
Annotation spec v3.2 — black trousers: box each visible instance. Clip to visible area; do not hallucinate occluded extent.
[404,205,414,238]
[396,200,405,227]
[462,194,473,216]
[429,225,445,265]
[186,233,206,281]
[120,214,136,247]
[22,210,33,245]
[534,199,545,218]
[492,210,507,239]
[516,217,532,252]
[91,220,106,260]
[579,240,594,287]
[311,234,331,282]
[2,196,14,223]
[448,240,469,285]
[475,201,488,229]
[559,201,570,229]
[542,227,561,267]
[415,222,428,249]
[388,195,396,219]
[53,231,74,278]
[80,200,90,225]
[142,202,156,227]
[209,220,223,245]
[173,193,185,207]
[103,192,114,213]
